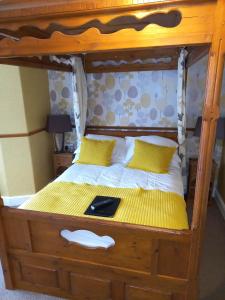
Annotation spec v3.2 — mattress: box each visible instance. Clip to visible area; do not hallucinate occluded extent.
[20,181,188,230]
[19,162,188,230]
[55,162,184,196]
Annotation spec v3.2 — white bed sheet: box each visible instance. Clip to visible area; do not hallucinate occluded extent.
[55,163,184,196]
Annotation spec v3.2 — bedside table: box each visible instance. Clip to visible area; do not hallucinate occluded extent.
[53,152,73,177]
[187,158,217,205]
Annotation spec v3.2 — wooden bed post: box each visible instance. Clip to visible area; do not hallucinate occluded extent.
[0,196,14,289]
[189,1,225,299]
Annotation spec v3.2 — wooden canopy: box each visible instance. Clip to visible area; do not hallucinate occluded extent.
[0,0,215,72]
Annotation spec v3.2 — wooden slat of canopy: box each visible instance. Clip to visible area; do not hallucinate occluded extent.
[84,48,179,73]
[0,56,73,72]
[0,1,211,20]
[0,46,209,72]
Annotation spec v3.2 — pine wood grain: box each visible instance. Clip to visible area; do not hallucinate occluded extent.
[0,1,224,299]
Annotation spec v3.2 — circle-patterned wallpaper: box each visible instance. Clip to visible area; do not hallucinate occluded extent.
[86,71,178,127]
[48,56,225,163]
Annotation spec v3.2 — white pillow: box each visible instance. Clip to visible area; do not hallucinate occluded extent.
[125,135,180,168]
[74,134,126,164]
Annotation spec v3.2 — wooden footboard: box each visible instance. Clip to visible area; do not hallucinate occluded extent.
[0,205,195,300]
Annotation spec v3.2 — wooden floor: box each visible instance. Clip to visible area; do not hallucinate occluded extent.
[0,202,224,300]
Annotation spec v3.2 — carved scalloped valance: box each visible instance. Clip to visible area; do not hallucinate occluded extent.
[0,0,216,57]
[0,10,182,41]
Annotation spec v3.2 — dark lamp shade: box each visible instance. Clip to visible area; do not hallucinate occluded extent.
[46,114,72,133]
[194,116,225,140]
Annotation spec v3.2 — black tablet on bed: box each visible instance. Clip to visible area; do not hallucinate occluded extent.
[84,196,121,218]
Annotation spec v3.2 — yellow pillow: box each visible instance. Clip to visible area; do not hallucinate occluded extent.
[77,137,115,166]
[128,140,176,173]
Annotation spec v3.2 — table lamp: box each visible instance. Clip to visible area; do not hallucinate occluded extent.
[194,117,225,140]
[46,114,72,152]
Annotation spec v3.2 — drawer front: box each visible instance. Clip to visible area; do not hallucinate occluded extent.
[4,217,190,280]
[54,154,72,166]
[10,257,66,297]
[10,255,113,299]
[9,253,187,300]
[70,273,111,300]
[126,285,172,300]
[20,264,58,288]
[29,220,153,273]
[191,163,197,175]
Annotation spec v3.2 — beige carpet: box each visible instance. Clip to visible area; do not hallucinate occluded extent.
[199,203,225,300]
[0,203,225,300]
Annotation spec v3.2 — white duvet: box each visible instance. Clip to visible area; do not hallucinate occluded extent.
[55,162,184,196]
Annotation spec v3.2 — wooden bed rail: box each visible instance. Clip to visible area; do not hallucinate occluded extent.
[0,197,13,289]
[85,126,180,141]
[0,205,193,299]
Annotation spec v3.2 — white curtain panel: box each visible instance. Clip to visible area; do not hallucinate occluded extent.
[71,57,88,147]
[50,55,88,149]
[49,55,75,151]
[177,48,188,192]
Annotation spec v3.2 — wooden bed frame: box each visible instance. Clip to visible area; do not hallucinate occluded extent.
[86,126,179,140]
[0,1,225,299]
[0,127,190,300]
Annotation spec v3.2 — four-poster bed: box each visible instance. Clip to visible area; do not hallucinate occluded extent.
[0,0,225,299]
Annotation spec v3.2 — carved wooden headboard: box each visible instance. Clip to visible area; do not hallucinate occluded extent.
[85,126,178,142]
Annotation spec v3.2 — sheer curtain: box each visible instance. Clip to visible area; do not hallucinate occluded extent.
[177,48,188,192]
[71,57,88,147]
[50,55,88,149]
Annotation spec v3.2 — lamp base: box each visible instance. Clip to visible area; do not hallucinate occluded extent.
[60,132,65,153]
[53,133,65,153]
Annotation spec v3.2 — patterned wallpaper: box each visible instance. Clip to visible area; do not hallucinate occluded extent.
[48,71,74,118]
[48,70,76,150]
[86,71,178,127]
[48,55,225,162]
[85,56,210,129]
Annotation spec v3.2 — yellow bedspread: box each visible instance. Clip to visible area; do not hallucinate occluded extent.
[20,182,188,230]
